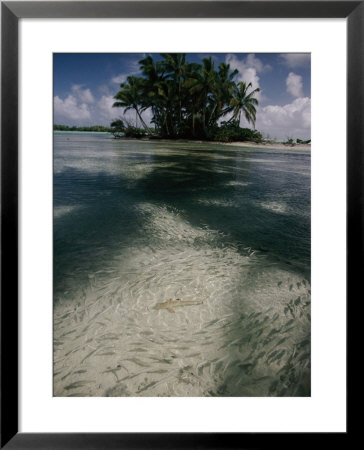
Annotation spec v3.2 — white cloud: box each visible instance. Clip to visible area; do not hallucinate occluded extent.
[280,54,310,68]
[111,57,143,85]
[244,54,272,73]
[101,96,151,127]
[54,95,91,122]
[97,95,122,122]
[71,84,94,103]
[111,74,127,84]
[286,72,303,98]
[54,92,122,125]
[251,97,311,140]
[54,85,153,127]
[240,67,261,92]
[54,85,95,124]
[94,95,117,123]
[98,85,112,96]
[54,84,125,125]
[225,54,270,100]
[225,56,310,139]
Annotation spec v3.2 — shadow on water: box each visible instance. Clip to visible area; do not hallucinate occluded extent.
[54,143,239,299]
[54,169,143,302]
[53,144,233,300]
[55,140,310,292]
[131,144,310,276]
[126,143,310,396]
[54,136,311,396]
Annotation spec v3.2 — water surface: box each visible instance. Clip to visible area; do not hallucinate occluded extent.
[54,132,311,397]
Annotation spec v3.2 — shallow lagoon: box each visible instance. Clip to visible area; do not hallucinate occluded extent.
[53,132,311,397]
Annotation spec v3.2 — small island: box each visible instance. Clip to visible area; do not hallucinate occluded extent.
[54,54,310,148]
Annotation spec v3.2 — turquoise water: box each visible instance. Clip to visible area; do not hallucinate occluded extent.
[54,132,311,397]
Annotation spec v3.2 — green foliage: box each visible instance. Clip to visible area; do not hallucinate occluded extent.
[283,138,311,146]
[123,126,147,138]
[54,124,112,132]
[283,138,296,146]
[110,119,125,138]
[211,121,263,143]
[112,53,261,140]
[110,119,125,129]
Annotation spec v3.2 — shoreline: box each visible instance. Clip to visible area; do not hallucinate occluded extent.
[128,136,311,151]
[151,137,311,151]
[54,131,311,151]
[136,137,311,151]
[215,140,311,151]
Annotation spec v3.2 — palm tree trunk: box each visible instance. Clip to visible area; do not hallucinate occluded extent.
[202,108,208,138]
[136,108,154,135]
[227,111,238,123]
[208,103,217,128]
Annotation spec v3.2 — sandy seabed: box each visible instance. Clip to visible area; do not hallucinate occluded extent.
[53,135,311,397]
[54,207,311,398]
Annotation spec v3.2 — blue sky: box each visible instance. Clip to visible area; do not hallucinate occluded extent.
[54,53,311,140]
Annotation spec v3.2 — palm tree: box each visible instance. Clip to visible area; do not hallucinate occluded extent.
[207,62,239,127]
[155,78,178,136]
[112,54,261,140]
[138,56,165,135]
[186,57,218,137]
[161,53,187,134]
[228,81,261,126]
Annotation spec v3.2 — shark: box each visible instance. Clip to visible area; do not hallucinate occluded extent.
[155,298,204,313]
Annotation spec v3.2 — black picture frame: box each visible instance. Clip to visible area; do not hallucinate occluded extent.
[1,1,357,448]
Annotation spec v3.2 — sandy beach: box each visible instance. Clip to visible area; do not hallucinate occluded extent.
[217,141,311,151]
[144,138,311,151]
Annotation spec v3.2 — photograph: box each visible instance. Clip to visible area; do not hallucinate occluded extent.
[53,52,311,397]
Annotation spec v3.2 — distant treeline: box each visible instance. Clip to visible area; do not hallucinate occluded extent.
[54,124,112,132]
[283,137,311,146]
